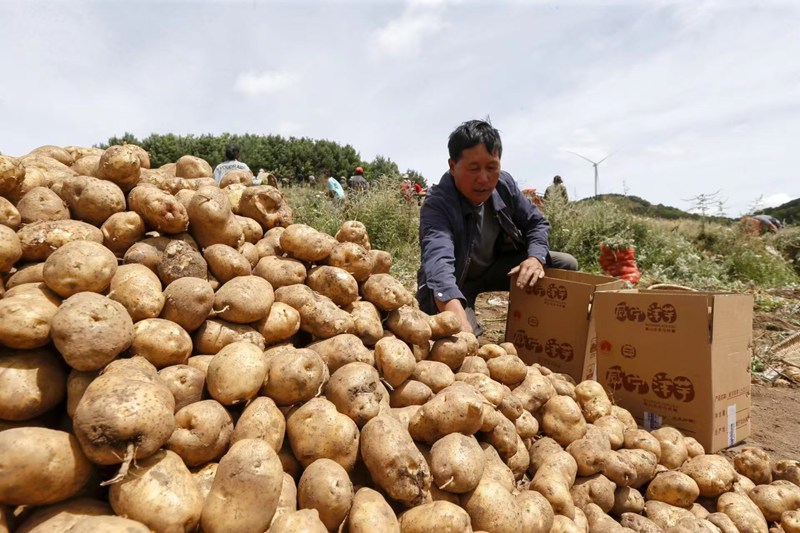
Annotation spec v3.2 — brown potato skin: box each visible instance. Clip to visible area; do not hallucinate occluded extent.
[17,220,103,262]
[297,458,354,532]
[204,244,252,283]
[42,240,117,298]
[161,277,215,332]
[167,400,234,467]
[16,186,70,223]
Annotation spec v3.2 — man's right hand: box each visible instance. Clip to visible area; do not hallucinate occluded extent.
[435,298,473,334]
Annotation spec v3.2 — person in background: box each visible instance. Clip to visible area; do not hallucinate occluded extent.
[327,174,346,204]
[753,214,783,233]
[213,144,250,184]
[544,175,569,202]
[417,119,578,335]
[349,167,369,192]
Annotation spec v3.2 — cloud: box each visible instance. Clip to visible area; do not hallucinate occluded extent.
[761,193,793,208]
[371,1,450,58]
[234,70,297,97]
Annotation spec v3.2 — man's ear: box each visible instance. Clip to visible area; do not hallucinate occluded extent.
[448,158,455,174]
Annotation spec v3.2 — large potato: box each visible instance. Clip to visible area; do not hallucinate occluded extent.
[374,336,417,387]
[387,305,432,346]
[158,364,206,412]
[652,427,688,469]
[42,240,117,297]
[0,154,25,195]
[360,415,431,507]
[296,294,356,338]
[360,273,412,311]
[0,196,21,230]
[204,243,251,283]
[348,300,383,345]
[408,383,484,444]
[645,471,700,507]
[0,226,22,273]
[200,439,283,533]
[462,479,523,533]
[280,223,336,262]
[206,341,268,405]
[129,318,193,368]
[297,458,354,532]
[238,186,292,230]
[347,487,399,533]
[400,501,471,533]
[0,284,60,349]
[167,399,234,467]
[542,395,587,447]
[128,186,189,234]
[212,275,273,323]
[679,454,737,497]
[158,240,208,285]
[101,212,146,255]
[187,186,244,249]
[51,292,134,371]
[231,396,285,451]
[108,450,203,533]
[254,255,307,288]
[16,186,70,223]
[161,277,215,331]
[96,145,140,189]
[12,497,111,533]
[17,220,103,262]
[306,265,358,306]
[175,155,212,178]
[325,362,385,427]
[62,176,126,225]
[430,433,484,493]
[326,242,373,282]
[733,447,772,485]
[193,318,265,354]
[108,264,165,321]
[0,348,66,421]
[517,490,555,533]
[0,427,92,506]
[263,348,328,406]
[286,398,360,472]
[253,301,300,345]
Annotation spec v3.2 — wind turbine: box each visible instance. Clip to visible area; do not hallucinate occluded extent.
[568,151,612,198]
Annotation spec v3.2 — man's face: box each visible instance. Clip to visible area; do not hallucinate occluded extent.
[449,143,501,206]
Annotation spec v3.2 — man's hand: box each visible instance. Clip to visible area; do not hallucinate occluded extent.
[508,256,545,290]
[435,298,473,334]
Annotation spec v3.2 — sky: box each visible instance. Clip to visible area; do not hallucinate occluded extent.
[1,0,798,216]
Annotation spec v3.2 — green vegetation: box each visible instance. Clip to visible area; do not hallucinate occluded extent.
[583,194,732,224]
[101,132,426,187]
[759,197,800,225]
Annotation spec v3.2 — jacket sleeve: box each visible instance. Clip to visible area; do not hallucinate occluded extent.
[419,197,466,304]
[506,176,550,262]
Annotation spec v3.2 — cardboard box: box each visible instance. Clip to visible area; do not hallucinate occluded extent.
[594,290,753,453]
[504,269,626,382]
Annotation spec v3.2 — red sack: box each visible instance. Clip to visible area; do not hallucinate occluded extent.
[599,243,641,284]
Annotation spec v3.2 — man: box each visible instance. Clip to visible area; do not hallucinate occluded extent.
[213,144,250,184]
[417,119,578,335]
[348,167,369,192]
[544,175,569,202]
[753,214,782,233]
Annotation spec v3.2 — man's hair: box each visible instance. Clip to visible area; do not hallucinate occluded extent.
[554,175,563,184]
[225,144,240,161]
[448,119,502,162]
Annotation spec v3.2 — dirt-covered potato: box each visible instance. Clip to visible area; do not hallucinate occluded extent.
[254,255,307,288]
[347,487,400,533]
[42,240,117,298]
[486,354,527,387]
[646,471,700,507]
[0,226,21,273]
[51,292,134,371]
[304,333,373,373]
[161,277,215,332]
[462,479,523,533]
[238,185,293,230]
[167,399,234,467]
[542,395,587,447]
[158,239,208,285]
[325,362,384,427]
[0,284,60,349]
[203,243,252,283]
[297,293,357,339]
[0,348,66,421]
[200,439,283,533]
[108,449,203,533]
[193,318,265,354]
[17,186,70,223]
[61,176,126,226]
[326,241,373,282]
[0,154,25,195]
[361,273,412,311]
[286,397,360,472]
[188,186,244,249]
[386,305,432,346]
[348,300,384,346]
[0,196,21,229]
[389,380,434,407]
[0,427,92,506]
[679,454,737,497]
[297,458,354,531]
[129,318,193,368]
[281,223,336,262]
[733,447,772,485]
[748,481,800,522]
[429,433,484,494]
[369,249,392,274]
[206,341,268,405]
[158,364,206,412]
[108,264,164,322]
[611,486,645,517]
[231,396,285,451]
[335,220,370,249]
[212,275,273,324]
[429,333,472,370]
[306,265,359,307]
[624,428,663,461]
[263,348,328,406]
[253,301,301,346]
[96,145,141,189]
[175,155,212,178]
[408,383,485,444]
[17,220,103,262]
[773,460,800,485]
[413,360,455,393]
[716,492,768,533]
[652,427,689,469]
[374,336,416,387]
[644,500,696,529]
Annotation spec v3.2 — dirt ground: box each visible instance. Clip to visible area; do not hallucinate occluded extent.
[474,290,800,461]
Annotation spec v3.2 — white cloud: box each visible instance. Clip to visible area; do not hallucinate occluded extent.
[234,70,297,97]
[371,1,449,58]
[761,193,793,208]
[645,143,685,157]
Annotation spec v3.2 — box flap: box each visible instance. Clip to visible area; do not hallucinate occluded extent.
[543,268,626,289]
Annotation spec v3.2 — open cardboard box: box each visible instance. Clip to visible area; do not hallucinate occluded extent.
[505,269,626,382]
[594,289,753,453]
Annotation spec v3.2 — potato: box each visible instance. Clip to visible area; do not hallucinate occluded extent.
[274,282,315,309]
[624,428,663,461]
[0,197,21,230]
[369,249,392,274]
[51,293,134,371]
[270,472,298,525]
[0,427,91,507]
[773,460,800,485]
[0,154,25,195]
[733,447,772,485]
[104,265,162,322]
[454,372,504,406]
[333,220,369,247]
[187,186,244,249]
[463,479,522,533]
[569,474,616,513]
[67,369,97,418]
[254,255,307,288]
[167,399,234,467]
[122,241,162,273]
[395,501,468,533]
[193,318,265,353]
[220,169,253,188]
[0,284,60,349]
[325,362,384,427]
[108,449,203,533]
[373,336,416,387]
[646,471,700,507]
[486,354,527,387]
[781,510,800,533]
[280,223,336,262]
[96,145,140,189]
[748,481,800,522]
[62,176,126,225]
[459,355,489,375]
[286,398,360,472]
[41,240,116,298]
[297,458,354,531]
[206,341,268,405]
[175,155,212,178]
[17,220,104,263]
[652,427,689,469]
[253,301,300,345]
[5,262,44,288]
[326,242,373,282]
[211,275,273,324]
[717,492,768,533]
[512,368,556,412]
[158,239,208,285]
[361,273,412,311]
[408,383,485,444]
[347,487,400,533]
[530,450,577,518]
[161,277,214,331]
[17,186,70,223]
[201,243,251,283]
[542,395,587,447]
[684,437,705,458]
[238,185,293,230]
[128,318,193,368]
[231,396,285,451]
[346,300,383,345]
[270,509,328,532]
[426,311,461,340]
[13,498,111,533]
[645,500,696,529]
[158,364,205,411]
[239,241,260,268]
[255,227,285,256]
[389,379,433,407]
[620,513,663,533]
[612,486,645,517]
[413,360,455,393]
[263,348,327,406]
[360,415,431,506]
[513,410,538,440]
[477,343,505,360]
[679,455,737,497]
[594,415,626,450]
[0,348,66,421]
[618,448,659,489]
[200,439,283,533]
[297,293,355,338]
[304,333,372,373]
[429,433,484,493]
[71,152,100,175]
[306,265,359,306]
[61,515,152,532]
[513,490,554,533]
[385,305,431,346]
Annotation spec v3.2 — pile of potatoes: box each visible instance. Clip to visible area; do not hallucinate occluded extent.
[1,145,800,533]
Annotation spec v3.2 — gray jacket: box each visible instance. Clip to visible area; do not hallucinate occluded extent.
[416,170,550,313]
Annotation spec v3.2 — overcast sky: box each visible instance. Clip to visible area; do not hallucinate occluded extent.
[1,0,798,215]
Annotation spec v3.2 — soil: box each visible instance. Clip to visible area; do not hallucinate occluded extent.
[473,290,800,461]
